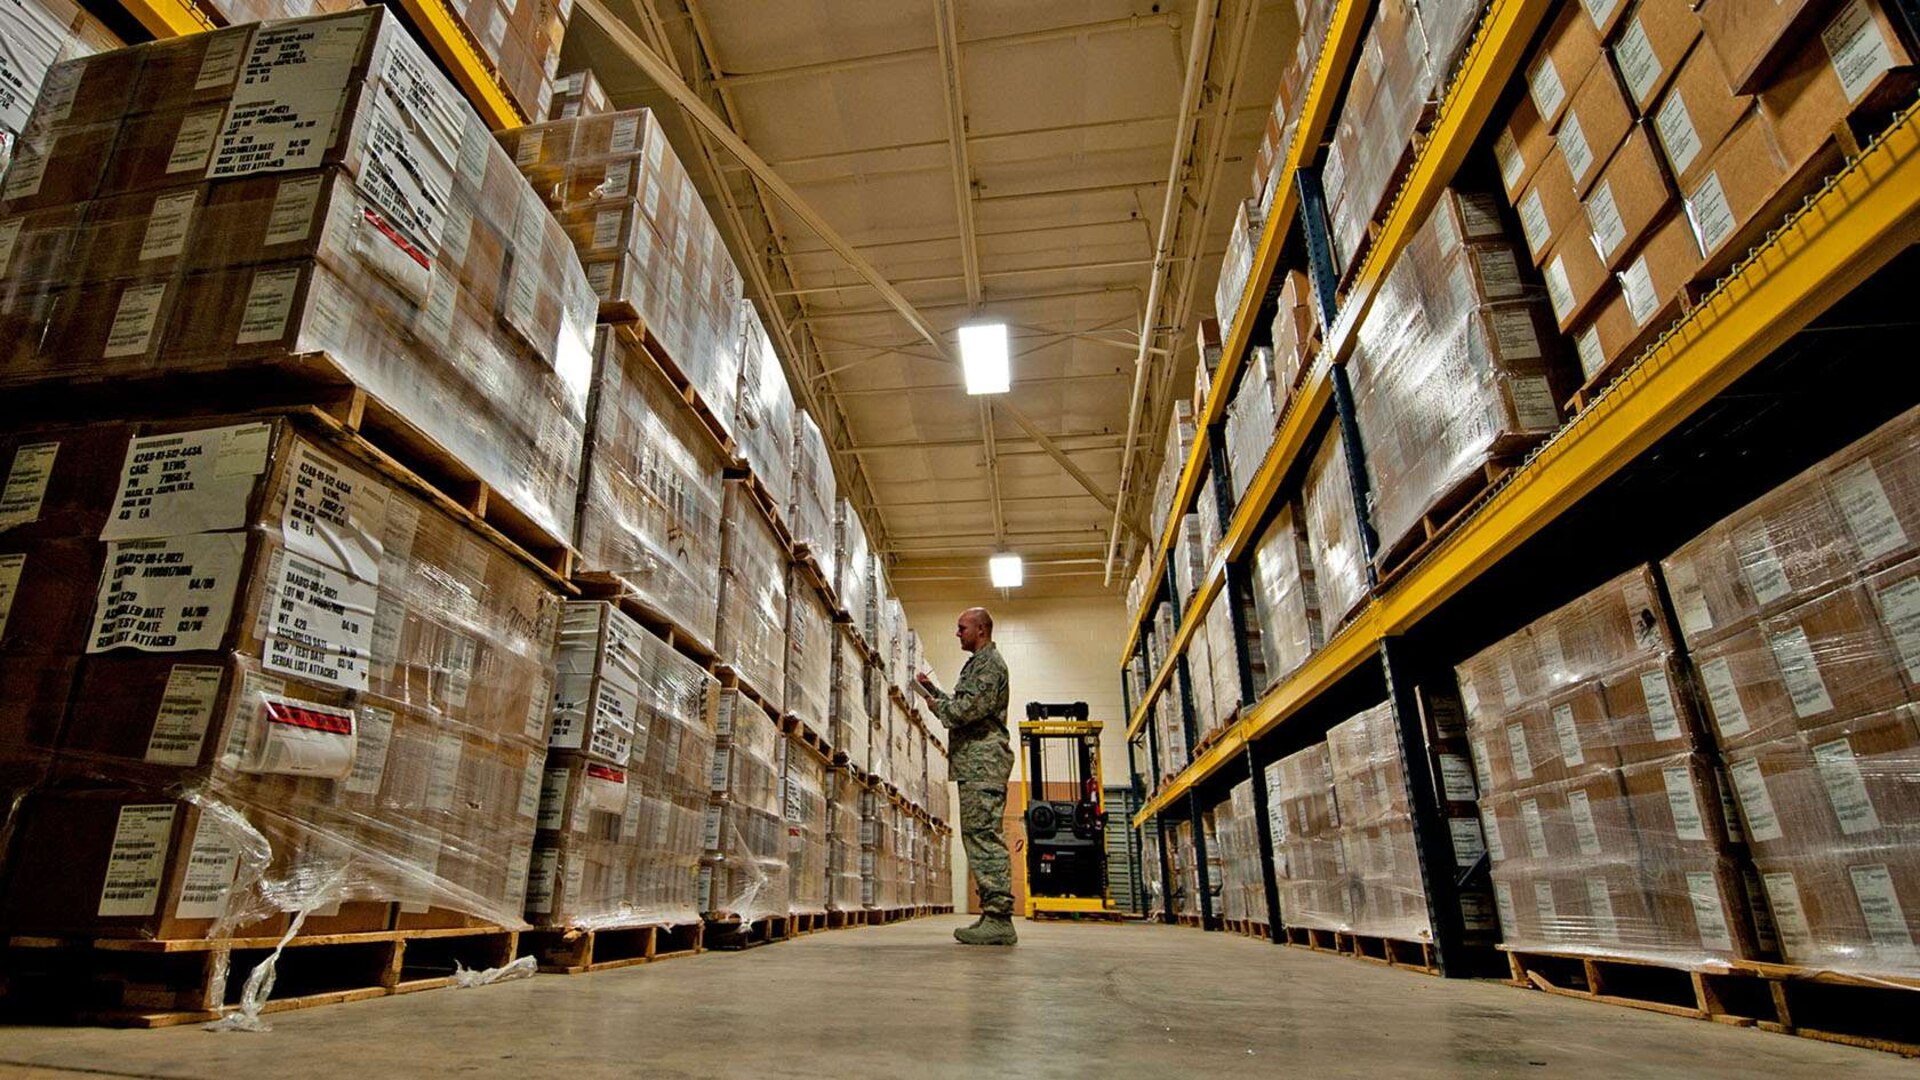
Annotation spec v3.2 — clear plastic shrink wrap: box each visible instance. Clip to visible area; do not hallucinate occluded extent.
[927,734,951,824]
[783,735,829,916]
[1348,189,1570,565]
[861,786,903,909]
[1148,401,1197,546]
[1156,690,1190,787]
[530,601,715,929]
[549,69,612,121]
[831,625,870,772]
[0,0,121,183]
[1457,565,1761,963]
[1172,819,1201,919]
[1213,200,1263,341]
[826,765,864,909]
[734,303,795,516]
[1303,428,1369,628]
[1250,502,1324,691]
[1252,0,1336,214]
[1215,780,1269,925]
[1271,743,1349,931]
[1224,347,1279,503]
[0,12,598,545]
[498,107,742,439]
[789,410,839,587]
[1271,270,1315,404]
[575,324,725,650]
[701,687,789,922]
[835,498,873,637]
[783,563,833,737]
[0,415,561,938]
[715,480,788,708]
[1664,405,1920,976]
[1327,705,1432,942]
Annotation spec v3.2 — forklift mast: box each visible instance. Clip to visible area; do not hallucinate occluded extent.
[1019,701,1113,916]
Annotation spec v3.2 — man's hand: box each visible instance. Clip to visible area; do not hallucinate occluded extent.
[915,672,935,690]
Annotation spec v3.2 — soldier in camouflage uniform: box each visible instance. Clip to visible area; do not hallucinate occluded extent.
[917,607,1017,945]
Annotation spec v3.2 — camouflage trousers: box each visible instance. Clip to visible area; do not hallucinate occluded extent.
[958,781,1013,917]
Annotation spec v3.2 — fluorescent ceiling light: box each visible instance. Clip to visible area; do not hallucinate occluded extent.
[989,553,1024,588]
[959,322,1010,395]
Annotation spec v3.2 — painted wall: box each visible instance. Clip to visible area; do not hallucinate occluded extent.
[901,591,1131,910]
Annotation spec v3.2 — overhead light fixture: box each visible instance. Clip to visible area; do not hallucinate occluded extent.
[959,322,1010,395]
[989,553,1023,588]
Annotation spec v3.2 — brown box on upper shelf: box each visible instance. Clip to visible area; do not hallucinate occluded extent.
[1650,41,1755,190]
[1680,111,1808,271]
[1612,0,1706,115]
[1569,287,1642,384]
[1528,2,1608,130]
[1583,125,1677,271]
[1617,208,1704,334]
[1515,147,1584,266]
[1697,0,1847,95]
[1559,58,1638,196]
[1541,226,1612,333]
[1757,0,1920,175]
[1496,91,1556,200]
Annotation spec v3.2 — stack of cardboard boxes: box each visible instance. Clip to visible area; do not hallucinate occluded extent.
[1302,428,1368,630]
[830,623,870,773]
[1249,502,1324,695]
[825,761,864,912]
[783,559,834,740]
[700,686,788,923]
[782,732,829,919]
[1214,780,1268,927]
[714,480,788,710]
[789,410,839,585]
[0,0,121,185]
[835,497,873,649]
[549,69,612,121]
[735,305,796,527]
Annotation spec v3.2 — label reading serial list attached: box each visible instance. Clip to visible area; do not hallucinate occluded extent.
[262,552,376,691]
[89,535,245,653]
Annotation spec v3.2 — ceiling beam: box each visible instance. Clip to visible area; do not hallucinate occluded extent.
[769,257,1172,298]
[838,430,1123,455]
[823,370,1125,399]
[934,0,982,310]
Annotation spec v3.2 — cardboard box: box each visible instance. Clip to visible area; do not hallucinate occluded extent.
[1680,112,1799,269]
[1541,226,1612,331]
[1616,208,1702,332]
[1755,846,1920,968]
[1542,683,1621,780]
[1598,654,1705,764]
[1650,43,1754,189]
[1758,0,1920,174]
[0,424,134,542]
[0,537,99,657]
[0,119,123,213]
[0,655,76,755]
[1569,285,1643,382]
[1583,126,1676,271]
[1612,0,1706,114]
[1559,59,1638,195]
[1725,707,1920,856]
[1620,753,1734,856]
[1641,855,1762,959]
[1496,91,1556,199]
[1698,0,1847,94]
[1528,2,1608,129]
[1828,408,1920,573]
[1514,146,1584,264]
[1582,0,1635,42]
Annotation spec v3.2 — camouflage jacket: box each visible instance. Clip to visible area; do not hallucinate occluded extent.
[930,641,1012,783]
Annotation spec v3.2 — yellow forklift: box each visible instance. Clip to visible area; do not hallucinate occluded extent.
[1019,702,1118,918]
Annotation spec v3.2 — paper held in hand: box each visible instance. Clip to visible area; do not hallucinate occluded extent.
[912,673,942,702]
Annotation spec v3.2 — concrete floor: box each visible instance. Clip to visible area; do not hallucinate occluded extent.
[0,917,1910,1079]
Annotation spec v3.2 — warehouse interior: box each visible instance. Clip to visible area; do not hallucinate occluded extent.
[0,0,1918,1075]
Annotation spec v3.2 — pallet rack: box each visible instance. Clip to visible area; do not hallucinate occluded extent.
[1118,0,1920,995]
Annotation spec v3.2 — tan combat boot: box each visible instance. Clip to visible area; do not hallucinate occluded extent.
[954,914,1017,945]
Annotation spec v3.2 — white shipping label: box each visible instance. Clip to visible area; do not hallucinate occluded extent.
[610,114,640,154]
[1823,0,1897,105]
[1534,881,1560,937]
[1560,113,1595,184]
[416,269,458,346]
[1575,325,1606,379]
[1521,798,1549,859]
[0,441,56,530]
[1641,669,1684,742]
[602,160,633,199]
[166,108,224,174]
[103,422,272,540]
[140,190,198,262]
[1568,789,1603,856]
[514,128,544,166]
[1667,562,1714,635]
[1688,172,1736,254]
[1848,863,1916,954]
[283,443,388,581]
[1449,817,1486,864]
[0,218,21,281]
[1813,737,1882,834]
[1508,723,1536,781]
[1736,522,1792,604]
[97,804,176,917]
[1687,871,1736,951]
[145,664,224,765]
[1583,0,1621,28]
[196,30,249,90]
[1494,880,1518,931]
[235,266,301,345]
[1469,736,1493,790]
[244,694,355,779]
[1769,625,1836,719]
[1510,375,1558,430]
[537,766,571,831]
[439,199,471,268]
[173,817,242,920]
[1438,753,1478,802]
[1663,765,1709,841]
[1529,57,1566,120]
[1874,576,1920,681]
[523,673,551,744]
[1552,704,1586,767]
[210,16,373,178]
[517,757,544,820]
[1698,656,1751,737]
[1588,181,1628,260]
[504,841,532,910]
[1728,758,1785,842]
[1656,91,1703,177]
[1493,308,1545,362]
[1587,877,1620,942]
[103,282,168,359]
[426,731,462,811]
[90,535,245,653]
[265,175,324,246]
[1498,659,1522,707]
[0,0,67,132]
[0,552,20,638]
[1615,18,1662,104]
[592,209,622,250]
[1621,255,1660,326]
[263,553,375,691]
[1545,255,1576,320]
[524,847,557,915]
[1763,872,1813,952]
[1519,187,1552,250]
[345,704,394,795]
[1832,460,1909,560]
[1495,129,1525,190]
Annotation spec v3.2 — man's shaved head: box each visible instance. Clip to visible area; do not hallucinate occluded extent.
[962,607,993,632]
[956,607,994,652]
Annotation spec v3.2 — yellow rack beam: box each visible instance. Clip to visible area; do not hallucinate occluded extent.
[1118,0,1371,666]
[119,0,216,37]
[394,0,527,130]
[1136,100,1920,826]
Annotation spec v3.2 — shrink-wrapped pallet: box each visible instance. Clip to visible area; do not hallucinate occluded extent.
[788,409,838,588]
[784,734,829,916]
[700,688,788,922]
[1250,502,1324,690]
[1302,429,1368,627]
[783,563,833,738]
[715,481,787,708]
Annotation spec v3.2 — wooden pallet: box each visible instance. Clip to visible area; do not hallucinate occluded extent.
[1283,925,1342,952]
[715,664,783,721]
[827,908,870,929]
[704,915,789,950]
[599,321,737,463]
[1373,454,1528,585]
[1222,918,1273,941]
[790,545,844,615]
[572,574,720,669]
[1505,949,1920,1058]
[780,713,833,759]
[786,911,828,936]
[1175,914,1206,930]
[516,921,704,974]
[0,925,518,1028]
[1337,931,1440,975]
[0,357,580,590]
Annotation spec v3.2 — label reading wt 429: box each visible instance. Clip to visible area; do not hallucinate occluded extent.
[263,551,376,691]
